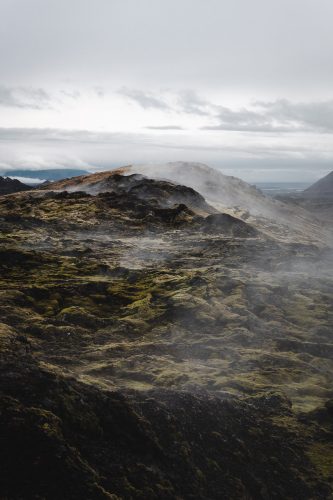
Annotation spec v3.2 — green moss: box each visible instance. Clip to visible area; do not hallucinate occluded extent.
[307,443,333,482]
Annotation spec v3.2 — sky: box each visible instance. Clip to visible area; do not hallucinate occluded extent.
[0,0,332,182]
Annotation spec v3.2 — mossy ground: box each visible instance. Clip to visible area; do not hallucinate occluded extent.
[0,186,333,497]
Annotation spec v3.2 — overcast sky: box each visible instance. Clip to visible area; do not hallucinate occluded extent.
[0,0,332,181]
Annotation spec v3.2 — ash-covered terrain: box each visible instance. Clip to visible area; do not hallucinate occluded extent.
[1,163,333,499]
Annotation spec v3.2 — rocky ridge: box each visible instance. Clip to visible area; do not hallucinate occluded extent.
[47,162,330,244]
[0,176,31,196]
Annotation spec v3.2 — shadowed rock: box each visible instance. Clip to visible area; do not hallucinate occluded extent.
[201,213,258,237]
[0,176,31,196]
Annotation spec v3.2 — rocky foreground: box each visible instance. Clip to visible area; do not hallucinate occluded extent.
[0,168,333,498]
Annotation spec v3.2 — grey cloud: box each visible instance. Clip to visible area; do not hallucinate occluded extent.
[145,125,184,130]
[118,88,170,110]
[0,126,332,183]
[202,99,333,133]
[93,86,105,98]
[0,127,331,157]
[177,90,214,116]
[202,109,291,132]
[118,87,213,116]
[130,90,333,135]
[60,89,81,99]
[0,85,51,109]
[0,127,133,144]
[255,99,333,132]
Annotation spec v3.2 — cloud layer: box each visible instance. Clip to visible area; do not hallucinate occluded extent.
[0,0,332,180]
[204,99,333,133]
[0,86,51,109]
[119,88,333,134]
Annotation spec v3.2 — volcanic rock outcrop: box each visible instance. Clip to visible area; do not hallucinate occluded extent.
[47,162,330,244]
[0,176,31,195]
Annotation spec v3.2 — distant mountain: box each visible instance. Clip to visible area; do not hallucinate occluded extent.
[0,176,31,195]
[4,169,90,182]
[303,171,333,198]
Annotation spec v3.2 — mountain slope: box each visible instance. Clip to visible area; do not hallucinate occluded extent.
[0,176,31,196]
[45,162,330,244]
[277,171,333,229]
[303,171,333,198]
[42,162,282,216]
[121,163,333,244]
[44,171,217,217]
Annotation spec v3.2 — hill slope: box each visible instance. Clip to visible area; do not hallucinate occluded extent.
[0,176,31,195]
[276,171,333,229]
[46,162,330,244]
[43,162,287,216]
[304,171,333,198]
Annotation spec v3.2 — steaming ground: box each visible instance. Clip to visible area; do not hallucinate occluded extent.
[2,167,333,497]
[51,232,333,411]
[49,162,331,246]
[1,169,332,413]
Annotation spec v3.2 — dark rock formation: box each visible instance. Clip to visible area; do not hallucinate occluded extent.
[0,350,331,499]
[46,172,216,215]
[201,213,258,237]
[0,176,31,195]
